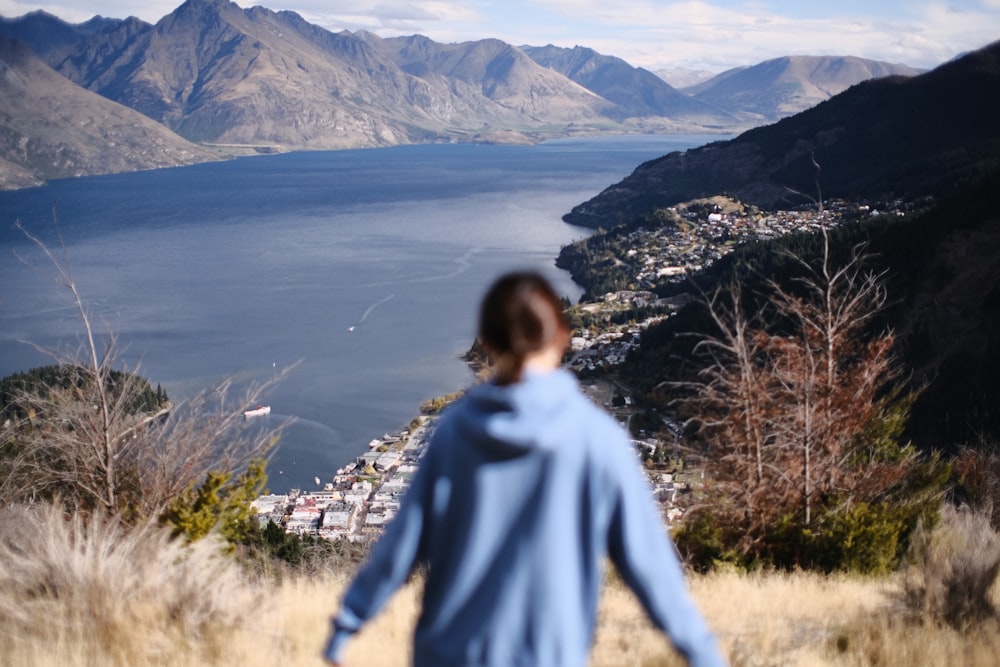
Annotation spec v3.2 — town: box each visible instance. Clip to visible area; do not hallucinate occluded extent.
[252,406,688,542]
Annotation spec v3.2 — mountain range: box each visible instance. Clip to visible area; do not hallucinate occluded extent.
[1,0,926,188]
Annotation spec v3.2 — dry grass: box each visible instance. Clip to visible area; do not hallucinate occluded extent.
[0,503,275,667]
[3,506,999,667]
[264,567,1000,667]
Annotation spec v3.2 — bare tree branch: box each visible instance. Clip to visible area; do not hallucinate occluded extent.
[2,221,295,525]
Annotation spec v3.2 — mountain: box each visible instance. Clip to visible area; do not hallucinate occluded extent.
[683,55,923,122]
[0,0,949,189]
[38,0,737,152]
[52,0,427,149]
[563,40,1000,229]
[0,36,217,189]
[0,10,120,65]
[655,66,716,89]
[521,45,734,127]
[365,34,616,131]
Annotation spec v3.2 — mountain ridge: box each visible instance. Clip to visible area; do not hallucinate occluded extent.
[39,0,675,150]
[563,40,1000,229]
[520,44,735,126]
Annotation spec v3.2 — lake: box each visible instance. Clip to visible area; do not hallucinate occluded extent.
[0,134,722,491]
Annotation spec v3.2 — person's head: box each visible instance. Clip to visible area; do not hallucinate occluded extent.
[478,271,570,384]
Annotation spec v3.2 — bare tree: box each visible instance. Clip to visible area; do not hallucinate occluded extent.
[1,221,292,523]
[766,230,895,523]
[676,283,782,552]
[677,230,934,564]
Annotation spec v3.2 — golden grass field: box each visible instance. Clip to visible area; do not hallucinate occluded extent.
[6,567,1000,667]
[2,504,998,667]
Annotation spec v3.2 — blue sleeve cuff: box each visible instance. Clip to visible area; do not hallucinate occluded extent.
[322,612,361,663]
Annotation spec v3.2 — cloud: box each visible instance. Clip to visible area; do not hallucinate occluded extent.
[476,0,998,70]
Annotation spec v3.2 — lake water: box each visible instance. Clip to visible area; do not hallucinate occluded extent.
[0,135,721,491]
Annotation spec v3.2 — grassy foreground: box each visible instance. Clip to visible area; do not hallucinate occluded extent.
[2,504,998,666]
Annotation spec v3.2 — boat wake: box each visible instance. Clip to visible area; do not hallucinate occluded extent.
[349,293,395,331]
[364,246,482,288]
[410,246,481,283]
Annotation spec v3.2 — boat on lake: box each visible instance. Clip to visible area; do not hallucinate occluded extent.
[244,405,271,418]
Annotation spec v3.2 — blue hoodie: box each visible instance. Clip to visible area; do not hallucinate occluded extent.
[324,368,726,667]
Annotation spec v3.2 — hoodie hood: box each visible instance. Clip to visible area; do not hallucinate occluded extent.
[455,368,580,458]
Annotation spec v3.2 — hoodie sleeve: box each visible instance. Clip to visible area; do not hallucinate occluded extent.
[605,442,728,667]
[322,454,434,663]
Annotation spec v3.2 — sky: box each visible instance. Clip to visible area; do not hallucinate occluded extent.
[1,0,998,72]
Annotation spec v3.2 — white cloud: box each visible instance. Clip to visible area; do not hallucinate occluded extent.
[478,0,997,70]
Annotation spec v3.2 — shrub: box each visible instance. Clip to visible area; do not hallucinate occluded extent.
[811,502,907,574]
[673,232,948,573]
[903,505,1000,631]
[952,441,1000,529]
[0,503,267,666]
[239,520,371,580]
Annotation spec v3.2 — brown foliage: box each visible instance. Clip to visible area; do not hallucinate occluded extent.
[677,230,938,565]
[952,443,1000,528]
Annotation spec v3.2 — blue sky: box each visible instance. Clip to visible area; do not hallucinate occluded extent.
[2,0,998,71]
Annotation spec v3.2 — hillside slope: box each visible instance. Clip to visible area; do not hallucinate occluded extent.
[0,36,217,189]
[521,44,734,127]
[564,40,1000,229]
[617,173,1000,452]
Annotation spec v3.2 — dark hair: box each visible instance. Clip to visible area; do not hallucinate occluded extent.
[478,271,569,381]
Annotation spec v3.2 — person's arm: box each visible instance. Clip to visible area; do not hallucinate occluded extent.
[322,458,434,664]
[605,443,728,667]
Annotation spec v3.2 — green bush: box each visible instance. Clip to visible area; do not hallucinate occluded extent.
[678,497,943,574]
[812,503,907,574]
[161,459,268,546]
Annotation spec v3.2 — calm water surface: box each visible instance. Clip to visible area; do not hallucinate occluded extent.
[0,135,722,490]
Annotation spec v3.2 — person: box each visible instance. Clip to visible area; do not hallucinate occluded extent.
[322,271,727,667]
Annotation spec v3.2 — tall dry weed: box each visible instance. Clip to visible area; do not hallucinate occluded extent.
[832,611,1000,667]
[0,503,272,667]
[902,504,1000,630]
